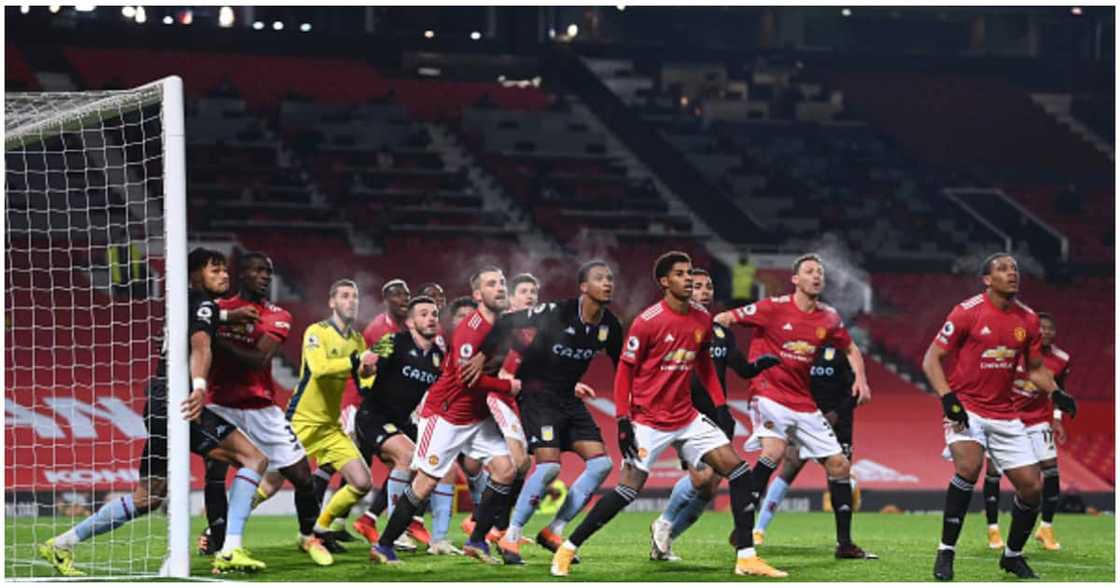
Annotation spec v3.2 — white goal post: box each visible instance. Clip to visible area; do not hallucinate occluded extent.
[5,76,189,578]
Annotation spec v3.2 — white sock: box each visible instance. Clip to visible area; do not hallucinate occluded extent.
[938,543,955,552]
[988,523,999,530]
[505,525,523,543]
[550,520,567,535]
[562,539,577,551]
[54,530,79,550]
[1040,521,1052,528]
[221,534,242,553]
[1004,547,1022,558]
[737,547,756,559]
[313,524,331,534]
[657,514,673,525]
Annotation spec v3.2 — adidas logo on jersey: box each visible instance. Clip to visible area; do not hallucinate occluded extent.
[782,323,793,331]
[665,333,675,342]
[980,326,991,335]
[564,326,576,335]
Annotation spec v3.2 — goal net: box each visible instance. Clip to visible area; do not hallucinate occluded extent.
[5,77,190,578]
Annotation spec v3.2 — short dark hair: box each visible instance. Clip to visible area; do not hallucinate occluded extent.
[381,278,409,297]
[188,248,226,274]
[449,295,477,314]
[792,253,823,274]
[329,278,358,298]
[690,267,710,277]
[578,259,611,284]
[469,266,504,291]
[416,282,443,295]
[653,251,691,285]
[509,273,540,292]
[408,295,437,313]
[980,252,1016,276]
[1037,311,1055,324]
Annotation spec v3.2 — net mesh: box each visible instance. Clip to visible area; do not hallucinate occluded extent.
[5,87,170,578]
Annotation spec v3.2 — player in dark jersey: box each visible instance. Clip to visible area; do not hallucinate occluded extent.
[980,311,1072,552]
[550,252,785,578]
[197,252,335,565]
[650,268,779,561]
[465,261,623,564]
[753,343,857,544]
[923,253,1077,581]
[40,248,270,576]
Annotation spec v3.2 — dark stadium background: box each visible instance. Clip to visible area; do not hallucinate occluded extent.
[6,5,1114,512]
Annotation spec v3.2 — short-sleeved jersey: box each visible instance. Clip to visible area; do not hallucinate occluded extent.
[361,331,444,425]
[286,319,370,425]
[621,299,713,430]
[484,298,623,397]
[421,309,497,425]
[209,294,292,409]
[810,345,855,414]
[728,295,852,412]
[1011,345,1071,426]
[344,312,405,410]
[166,288,220,380]
[932,292,1042,419]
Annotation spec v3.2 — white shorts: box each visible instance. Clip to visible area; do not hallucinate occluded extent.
[744,396,843,460]
[1024,422,1058,463]
[629,413,729,473]
[208,404,306,471]
[944,410,1038,472]
[412,415,510,478]
[340,404,358,438]
[486,393,527,446]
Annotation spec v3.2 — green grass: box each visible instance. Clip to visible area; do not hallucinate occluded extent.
[8,511,1114,581]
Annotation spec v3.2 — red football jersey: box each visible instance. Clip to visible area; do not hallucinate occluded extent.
[499,329,536,376]
[422,310,510,425]
[620,299,713,430]
[209,294,292,409]
[343,311,403,410]
[1011,345,1071,426]
[728,295,852,412]
[933,292,1042,419]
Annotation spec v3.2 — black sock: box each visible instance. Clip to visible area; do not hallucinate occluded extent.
[203,459,229,547]
[294,485,320,537]
[569,485,638,547]
[1041,466,1060,524]
[378,486,422,548]
[1006,494,1040,552]
[983,472,1001,526]
[469,479,513,544]
[492,475,524,531]
[312,467,332,509]
[828,476,853,545]
[727,461,756,549]
[367,475,390,518]
[940,474,975,547]
[750,456,777,508]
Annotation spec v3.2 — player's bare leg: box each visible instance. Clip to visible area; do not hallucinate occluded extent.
[754,445,805,544]
[999,462,1043,578]
[701,445,787,577]
[652,463,718,561]
[1034,457,1061,550]
[934,439,984,581]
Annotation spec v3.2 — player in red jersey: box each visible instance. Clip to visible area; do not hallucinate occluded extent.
[923,253,1077,581]
[715,253,875,560]
[370,266,522,565]
[199,252,336,564]
[448,296,478,330]
[551,251,786,579]
[981,311,1073,550]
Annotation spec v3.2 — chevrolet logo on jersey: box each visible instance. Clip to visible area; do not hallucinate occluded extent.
[782,340,816,356]
[981,346,1017,361]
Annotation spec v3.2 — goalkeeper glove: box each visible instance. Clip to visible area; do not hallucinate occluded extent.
[715,405,736,440]
[617,418,638,460]
[941,392,968,428]
[372,332,395,357]
[1052,388,1077,418]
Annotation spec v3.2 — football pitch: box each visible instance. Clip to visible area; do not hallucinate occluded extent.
[7,510,1114,581]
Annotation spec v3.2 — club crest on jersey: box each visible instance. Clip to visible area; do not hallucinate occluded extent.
[598,325,609,342]
[459,343,473,359]
[1014,326,1027,342]
[384,423,398,433]
[432,354,440,368]
[824,347,836,361]
[714,325,725,339]
[428,455,439,466]
[638,447,649,460]
[815,326,827,341]
[541,426,555,442]
[694,329,704,344]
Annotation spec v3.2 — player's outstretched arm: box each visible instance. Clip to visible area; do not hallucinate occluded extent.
[184,331,212,422]
[844,343,871,405]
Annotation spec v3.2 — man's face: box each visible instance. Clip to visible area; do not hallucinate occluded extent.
[200,260,230,297]
[410,302,440,339]
[383,284,411,320]
[1040,317,1056,347]
[660,261,693,302]
[792,260,825,297]
[983,256,1019,296]
[420,285,446,310]
[451,304,475,327]
[691,273,714,307]
[242,257,273,298]
[580,265,614,304]
[330,286,359,323]
[473,270,509,314]
[510,282,539,312]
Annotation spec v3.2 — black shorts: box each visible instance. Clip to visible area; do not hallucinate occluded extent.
[519,391,602,453]
[354,404,416,464]
[139,378,238,477]
[832,411,854,461]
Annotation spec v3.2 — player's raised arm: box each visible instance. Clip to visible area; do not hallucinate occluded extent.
[715,298,767,329]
